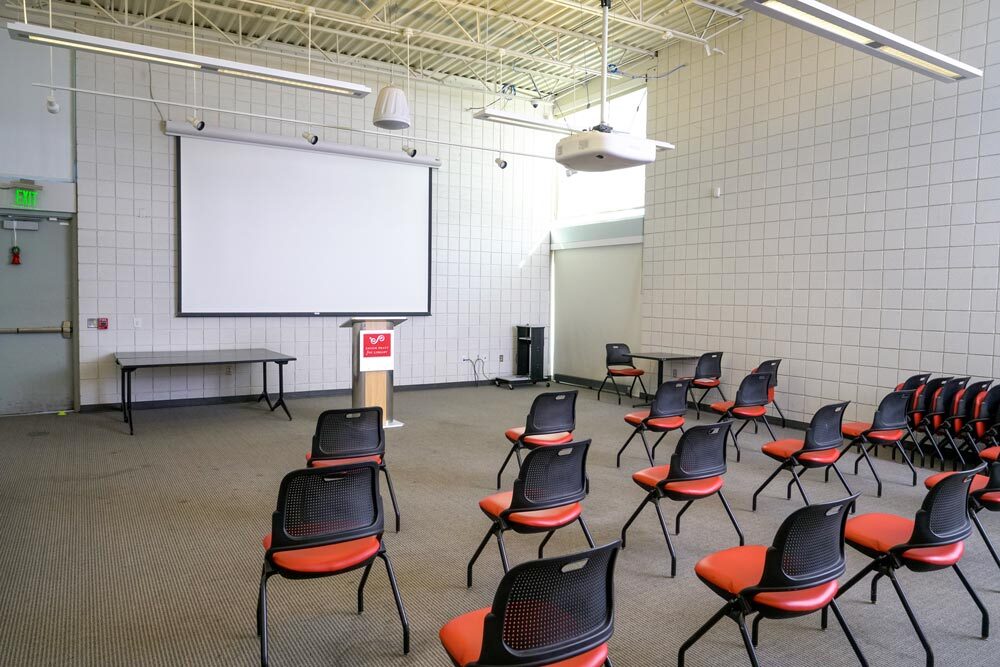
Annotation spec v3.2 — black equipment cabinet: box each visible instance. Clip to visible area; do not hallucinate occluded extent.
[495,325,550,390]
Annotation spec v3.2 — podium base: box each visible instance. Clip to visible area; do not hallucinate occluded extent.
[385,419,404,429]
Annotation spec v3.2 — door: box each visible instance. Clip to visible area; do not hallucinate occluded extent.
[0,215,73,414]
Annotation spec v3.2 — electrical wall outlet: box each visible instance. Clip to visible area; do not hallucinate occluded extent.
[672,369,678,377]
[224,366,233,376]
[499,354,504,362]
[133,317,143,328]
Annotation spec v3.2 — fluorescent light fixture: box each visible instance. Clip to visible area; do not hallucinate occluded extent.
[6,22,370,97]
[692,1,741,18]
[473,108,575,135]
[741,0,982,82]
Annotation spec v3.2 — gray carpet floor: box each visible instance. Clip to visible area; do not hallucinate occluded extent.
[1,384,998,666]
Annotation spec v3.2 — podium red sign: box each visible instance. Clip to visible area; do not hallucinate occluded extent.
[363,332,392,358]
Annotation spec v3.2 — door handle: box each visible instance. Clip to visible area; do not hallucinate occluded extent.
[0,320,72,338]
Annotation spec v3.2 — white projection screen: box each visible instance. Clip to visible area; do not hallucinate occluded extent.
[178,135,432,315]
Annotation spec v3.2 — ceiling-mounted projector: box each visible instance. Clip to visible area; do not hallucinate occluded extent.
[555,129,657,172]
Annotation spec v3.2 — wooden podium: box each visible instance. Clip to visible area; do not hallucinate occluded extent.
[342,317,407,428]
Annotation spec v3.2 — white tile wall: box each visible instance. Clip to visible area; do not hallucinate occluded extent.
[644,0,1000,424]
[64,25,558,405]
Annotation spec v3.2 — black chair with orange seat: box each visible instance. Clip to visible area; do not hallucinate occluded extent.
[961,384,1000,455]
[831,464,989,667]
[939,380,992,468]
[841,390,916,497]
[678,495,866,667]
[620,422,743,577]
[916,377,971,470]
[616,379,690,468]
[443,542,619,667]
[597,343,647,405]
[306,407,402,533]
[685,351,725,418]
[257,463,410,666]
[496,390,577,489]
[753,401,854,511]
[470,440,595,587]
[710,373,776,462]
[904,376,950,466]
[753,359,786,427]
[923,461,1000,572]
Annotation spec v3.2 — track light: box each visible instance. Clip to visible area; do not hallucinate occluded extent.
[302,131,318,145]
[494,157,508,170]
[401,145,417,158]
[186,115,205,131]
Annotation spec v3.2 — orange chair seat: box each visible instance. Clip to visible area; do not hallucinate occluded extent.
[306,453,382,467]
[924,472,989,493]
[440,607,609,667]
[761,439,840,465]
[632,465,724,497]
[693,378,720,388]
[710,401,766,418]
[982,491,1000,504]
[262,534,381,574]
[841,422,905,442]
[609,367,643,377]
[695,545,838,612]
[980,446,1000,462]
[505,427,574,446]
[479,491,582,529]
[624,410,684,430]
[845,513,965,566]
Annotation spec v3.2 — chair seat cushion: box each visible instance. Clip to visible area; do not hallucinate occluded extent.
[980,446,1000,462]
[710,401,734,414]
[609,367,643,377]
[506,427,574,446]
[306,453,382,467]
[924,472,988,493]
[845,513,965,566]
[632,465,724,496]
[693,378,720,387]
[841,422,904,441]
[439,607,609,667]
[262,534,381,574]
[709,401,765,418]
[761,439,840,465]
[479,491,582,529]
[624,410,684,430]
[695,545,838,612]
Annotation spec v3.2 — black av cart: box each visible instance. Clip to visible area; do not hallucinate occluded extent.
[495,325,550,390]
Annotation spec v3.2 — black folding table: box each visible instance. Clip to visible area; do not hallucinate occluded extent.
[626,351,700,405]
[114,348,296,435]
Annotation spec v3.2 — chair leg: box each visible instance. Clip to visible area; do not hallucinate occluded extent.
[891,440,919,486]
[752,463,786,511]
[495,529,511,573]
[828,599,870,667]
[639,429,655,467]
[357,559,374,613]
[870,573,882,603]
[258,567,272,667]
[628,376,638,399]
[597,375,609,401]
[637,375,648,397]
[379,552,411,655]
[652,497,678,577]
[905,424,926,467]
[678,603,730,667]
[953,563,989,639]
[886,569,934,667]
[496,443,519,489]
[695,387,711,418]
[538,530,555,559]
[616,427,641,468]
[650,431,669,460]
[944,432,966,469]
[579,516,596,547]
[830,463,855,497]
[854,439,884,497]
[761,415,777,441]
[381,465,402,533]
[737,614,762,667]
[467,524,497,587]
[734,420,749,438]
[773,399,787,428]
[971,510,1000,571]
[718,490,745,545]
[610,376,623,405]
[789,466,811,505]
[674,499,694,534]
[621,493,652,549]
[751,613,763,647]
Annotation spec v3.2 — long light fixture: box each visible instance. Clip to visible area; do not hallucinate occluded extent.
[6,22,371,97]
[473,108,575,135]
[741,0,982,82]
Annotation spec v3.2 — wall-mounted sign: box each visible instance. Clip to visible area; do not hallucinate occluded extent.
[14,188,37,208]
[359,329,394,372]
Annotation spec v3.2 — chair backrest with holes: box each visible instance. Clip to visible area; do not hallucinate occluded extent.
[509,440,589,513]
[311,407,384,461]
[268,463,382,553]
[975,386,1000,438]
[913,377,950,415]
[954,380,991,432]
[650,379,691,419]
[755,359,782,389]
[523,391,577,437]
[904,465,984,550]
[664,422,731,483]
[476,542,619,666]
[871,390,912,431]
[972,463,1000,503]
[605,343,634,368]
[897,373,931,411]
[804,402,850,451]
[694,352,723,380]
[733,373,770,408]
[750,495,858,593]
[935,377,970,416]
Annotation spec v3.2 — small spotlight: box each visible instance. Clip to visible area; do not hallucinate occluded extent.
[186,115,205,131]
[45,93,60,115]
[302,131,319,145]
[494,157,508,170]
[565,168,578,178]
[402,145,417,158]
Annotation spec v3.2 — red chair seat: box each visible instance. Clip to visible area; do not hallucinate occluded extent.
[693,378,720,388]
[440,607,609,667]
[710,401,734,414]
[505,427,574,446]
[306,453,382,467]
[761,439,840,465]
[695,545,838,612]
[479,491,582,529]
[982,491,1000,505]
[980,446,1000,462]
[609,367,643,377]
[841,422,905,442]
[262,534,381,574]
[624,410,684,430]
[709,401,766,418]
[845,513,965,566]
[632,465,724,496]
[924,472,989,493]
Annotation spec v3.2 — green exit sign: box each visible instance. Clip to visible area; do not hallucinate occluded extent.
[14,188,38,208]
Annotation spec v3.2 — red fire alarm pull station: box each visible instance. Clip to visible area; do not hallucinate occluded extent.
[97,318,109,330]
